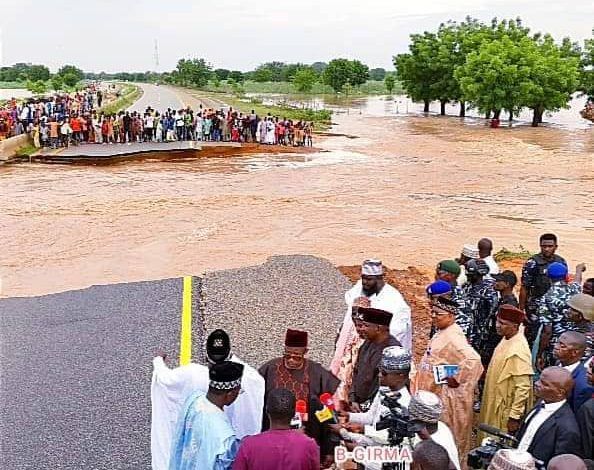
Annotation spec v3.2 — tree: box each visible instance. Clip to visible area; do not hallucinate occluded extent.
[293,68,318,92]
[455,35,534,121]
[50,75,63,91]
[172,58,212,88]
[229,70,244,83]
[26,80,48,94]
[27,65,50,82]
[522,35,580,126]
[394,32,441,112]
[57,65,84,84]
[323,59,369,92]
[323,59,352,92]
[349,60,370,87]
[369,68,386,81]
[579,29,594,98]
[214,68,230,81]
[385,74,396,94]
[252,62,286,82]
[61,72,80,88]
[311,62,328,74]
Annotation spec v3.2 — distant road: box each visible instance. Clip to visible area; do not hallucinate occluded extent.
[127,83,185,113]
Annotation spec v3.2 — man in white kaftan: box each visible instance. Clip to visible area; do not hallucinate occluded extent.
[151,330,264,470]
[332,260,412,376]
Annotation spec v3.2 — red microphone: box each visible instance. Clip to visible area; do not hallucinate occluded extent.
[296,399,308,423]
[318,393,338,423]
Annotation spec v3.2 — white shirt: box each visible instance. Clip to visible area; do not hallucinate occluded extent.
[563,361,580,374]
[482,255,500,279]
[517,400,566,451]
[350,386,411,427]
[431,422,460,470]
[345,281,412,351]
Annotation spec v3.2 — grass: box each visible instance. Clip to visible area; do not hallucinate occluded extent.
[98,84,142,115]
[0,81,27,89]
[190,89,333,129]
[203,79,404,96]
[14,142,38,158]
[494,246,535,262]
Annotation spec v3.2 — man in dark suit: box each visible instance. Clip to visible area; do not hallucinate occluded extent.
[516,366,582,466]
[577,359,594,460]
[554,331,594,411]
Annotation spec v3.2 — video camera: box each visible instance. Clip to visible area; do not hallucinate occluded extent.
[375,390,423,446]
[467,423,544,469]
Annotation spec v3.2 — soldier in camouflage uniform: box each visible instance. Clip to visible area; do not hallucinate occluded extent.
[536,262,582,369]
[460,259,499,369]
[519,233,566,347]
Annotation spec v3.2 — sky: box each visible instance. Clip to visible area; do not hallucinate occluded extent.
[1,0,593,73]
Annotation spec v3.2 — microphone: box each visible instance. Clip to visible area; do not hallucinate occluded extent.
[296,399,308,423]
[477,423,518,443]
[316,393,338,423]
[320,393,336,411]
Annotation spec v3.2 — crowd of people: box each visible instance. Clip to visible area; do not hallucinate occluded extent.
[91,107,314,147]
[0,86,102,142]
[0,87,314,149]
[150,233,594,470]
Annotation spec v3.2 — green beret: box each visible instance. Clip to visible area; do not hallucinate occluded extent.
[437,260,461,277]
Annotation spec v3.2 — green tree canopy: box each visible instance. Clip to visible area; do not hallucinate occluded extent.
[369,68,387,81]
[323,59,369,92]
[293,67,318,92]
[229,70,244,83]
[384,74,396,94]
[172,58,212,87]
[57,65,84,84]
[214,68,230,81]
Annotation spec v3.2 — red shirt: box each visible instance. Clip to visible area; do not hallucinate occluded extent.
[232,429,319,470]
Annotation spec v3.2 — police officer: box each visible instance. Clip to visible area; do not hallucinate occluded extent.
[519,233,567,346]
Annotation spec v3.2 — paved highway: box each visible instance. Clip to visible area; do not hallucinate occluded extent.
[127,83,186,113]
[0,278,204,469]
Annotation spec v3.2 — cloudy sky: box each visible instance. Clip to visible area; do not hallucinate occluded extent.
[1,0,592,73]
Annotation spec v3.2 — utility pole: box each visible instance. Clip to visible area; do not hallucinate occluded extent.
[154,39,159,72]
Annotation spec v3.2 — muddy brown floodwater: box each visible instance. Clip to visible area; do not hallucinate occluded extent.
[1,95,593,298]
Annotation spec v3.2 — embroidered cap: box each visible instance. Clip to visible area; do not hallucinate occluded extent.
[408,390,443,423]
[381,346,412,372]
[209,361,244,390]
[361,259,384,276]
[206,329,231,364]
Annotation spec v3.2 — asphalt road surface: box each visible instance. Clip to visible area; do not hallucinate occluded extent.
[0,277,203,470]
[127,83,185,114]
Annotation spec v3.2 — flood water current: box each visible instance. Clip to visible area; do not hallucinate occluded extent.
[1,95,593,297]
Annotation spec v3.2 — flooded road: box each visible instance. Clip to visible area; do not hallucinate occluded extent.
[1,95,592,297]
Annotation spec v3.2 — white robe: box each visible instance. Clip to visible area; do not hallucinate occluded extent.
[150,355,264,470]
[347,281,412,348]
[265,121,276,144]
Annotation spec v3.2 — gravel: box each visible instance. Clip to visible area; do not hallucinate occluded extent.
[201,254,351,368]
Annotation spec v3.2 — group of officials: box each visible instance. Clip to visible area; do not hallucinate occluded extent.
[151,233,593,469]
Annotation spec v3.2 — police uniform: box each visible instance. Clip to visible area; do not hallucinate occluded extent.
[537,280,582,367]
[521,254,566,345]
[460,278,499,368]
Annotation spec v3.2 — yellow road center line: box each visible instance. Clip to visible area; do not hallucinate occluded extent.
[179,276,192,366]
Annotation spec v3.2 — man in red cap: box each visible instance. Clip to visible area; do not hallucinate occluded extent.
[479,305,533,439]
[349,307,400,412]
[259,329,339,468]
